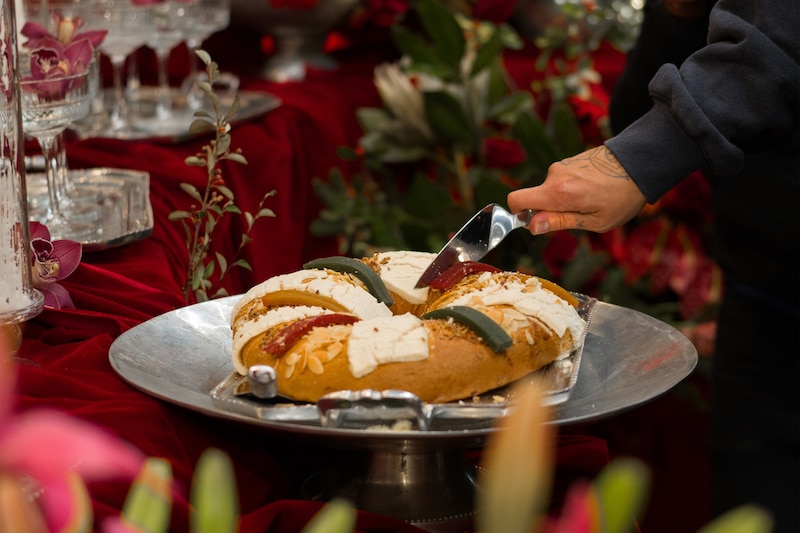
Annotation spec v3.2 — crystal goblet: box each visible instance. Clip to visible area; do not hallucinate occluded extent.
[123,0,195,137]
[20,65,93,240]
[179,0,231,110]
[91,0,152,136]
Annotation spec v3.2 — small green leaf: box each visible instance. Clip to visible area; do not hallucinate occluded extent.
[185,155,206,167]
[487,92,534,124]
[550,102,583,158]
[179,182,203,202]
[471,29,505,76]
[232,258,252,271]
[195,49,211,65]
[216,185,234,200]
[215,252,228,275]
[257,207,275,218]
[301,499,356,533]
[168,210,192,221]
[417,0,465,71]
[216,134,232,156]
[423,91,474,144]
[189,119,215,135]
[224,95,241,122]
[225,152,247,165]
[202,261,215,280]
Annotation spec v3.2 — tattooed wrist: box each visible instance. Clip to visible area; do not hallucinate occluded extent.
[562,146,629,179]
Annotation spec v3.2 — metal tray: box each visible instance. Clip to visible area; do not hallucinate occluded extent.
[108,295,697,529]
[109,295,698,443]
[71,89,280,143]
[27,167,153,251]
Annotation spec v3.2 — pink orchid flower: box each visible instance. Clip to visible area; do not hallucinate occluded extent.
[21,12,107,50]
[0,349,144,532]
[20,13,106,98]
[29,222,81,310]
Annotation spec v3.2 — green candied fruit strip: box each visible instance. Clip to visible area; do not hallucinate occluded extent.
[303,256,395,307]
[421,306,513,353]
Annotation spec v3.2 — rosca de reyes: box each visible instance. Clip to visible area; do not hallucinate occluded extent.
[230,251,586,403]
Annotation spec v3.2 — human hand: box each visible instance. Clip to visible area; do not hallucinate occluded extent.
[507,145,647,235]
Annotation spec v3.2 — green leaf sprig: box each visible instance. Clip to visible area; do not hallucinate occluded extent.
[169,50,276,303]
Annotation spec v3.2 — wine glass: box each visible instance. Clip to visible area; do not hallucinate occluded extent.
[90,0,152,136]
[134,0,194,133]
[20,1,104,218]
[19,60,94,240]
[179,0,231,110]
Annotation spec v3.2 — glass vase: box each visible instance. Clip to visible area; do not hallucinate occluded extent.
[0,0,44,329]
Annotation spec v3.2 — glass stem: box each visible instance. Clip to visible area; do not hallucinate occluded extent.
[155,49,173,119]
[184,40,202,110]
[55,132,72,200]
[39,133,67,225]
[110,57,129,129]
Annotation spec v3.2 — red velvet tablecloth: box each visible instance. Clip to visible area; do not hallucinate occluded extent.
[12,36,618,532]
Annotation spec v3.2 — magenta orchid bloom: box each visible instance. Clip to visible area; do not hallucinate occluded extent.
[0,349,144,532]
[29,222,82,310]
[21,12,107,51]
[20,13,106,98]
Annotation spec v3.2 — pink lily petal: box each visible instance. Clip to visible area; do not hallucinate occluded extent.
[0,410,144,485]
[50,239,82,280]
[37,472,93,533]
[38,283,74,310]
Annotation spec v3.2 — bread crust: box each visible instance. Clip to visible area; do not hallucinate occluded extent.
[231,254,584,404]
[236,317,574,403]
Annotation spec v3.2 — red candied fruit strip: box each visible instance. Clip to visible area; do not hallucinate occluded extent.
[262,313,360,355]
[430,261,502,291]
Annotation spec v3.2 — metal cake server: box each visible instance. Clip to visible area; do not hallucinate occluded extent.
[414,203,535,288]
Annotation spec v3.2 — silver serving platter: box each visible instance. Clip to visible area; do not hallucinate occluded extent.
[109,295,697,530]
[109,295,696,439]
[27,167,153,252]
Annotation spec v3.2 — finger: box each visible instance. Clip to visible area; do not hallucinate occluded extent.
[528,211,582,235]
[507,184,561,214]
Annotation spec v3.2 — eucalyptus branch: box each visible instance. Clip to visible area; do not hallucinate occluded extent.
[169,50,276,303]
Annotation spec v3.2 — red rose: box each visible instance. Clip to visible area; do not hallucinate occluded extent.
[482,137,527,169]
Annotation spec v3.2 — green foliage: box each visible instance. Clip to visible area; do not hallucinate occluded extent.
[169,51,276,303]
[311,0,586,268]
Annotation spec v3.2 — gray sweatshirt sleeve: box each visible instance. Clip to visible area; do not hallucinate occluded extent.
[604,0,800,202]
